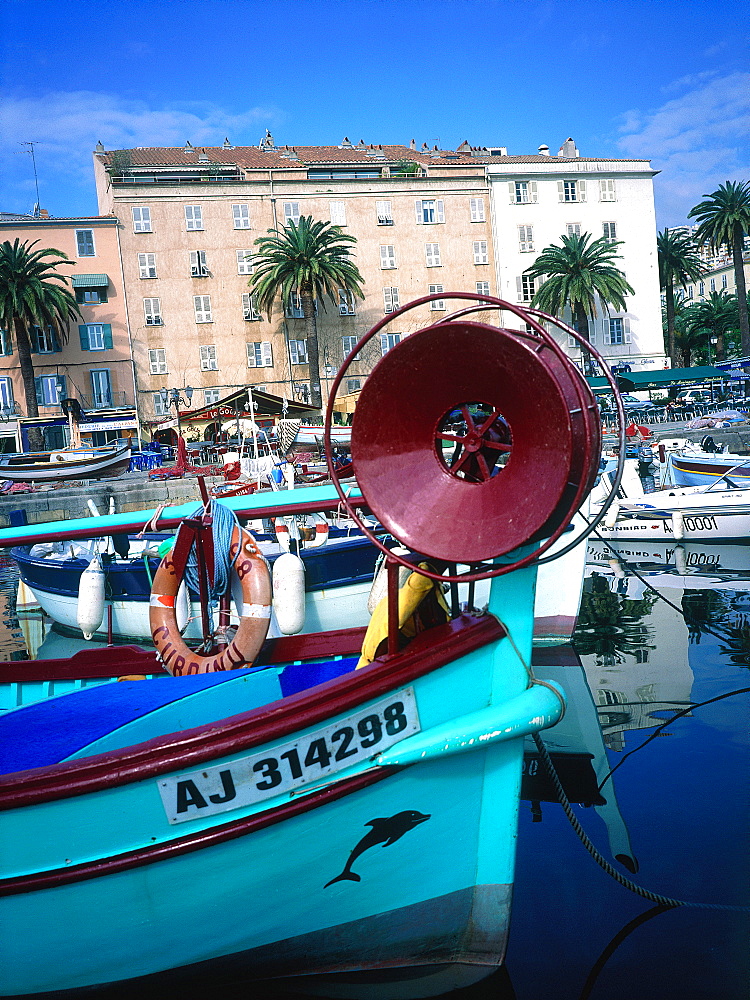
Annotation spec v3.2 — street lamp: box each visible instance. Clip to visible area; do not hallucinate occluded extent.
[160,386,193,439]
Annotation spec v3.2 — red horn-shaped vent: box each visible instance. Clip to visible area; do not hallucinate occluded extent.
[351,320,600,563]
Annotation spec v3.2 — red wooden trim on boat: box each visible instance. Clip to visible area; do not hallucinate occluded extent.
[0,628,369,683]
[0,766,396,897]
[0,614,504,808]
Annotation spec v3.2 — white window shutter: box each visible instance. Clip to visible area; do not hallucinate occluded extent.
[579,179,586,202]
[380,333,389,355]
[624,318,631,344]
[589,328,597,346]
[436,200,445,223]
[530,181,537,203]
[509,182,516,204]
[516,276,523,299]
[557,181,565,202]
[415,200,423,224]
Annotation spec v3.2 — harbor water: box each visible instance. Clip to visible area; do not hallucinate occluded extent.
[1,541,748,1000]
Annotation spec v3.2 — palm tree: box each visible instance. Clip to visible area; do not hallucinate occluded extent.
[524,233,634,374]
[657,228,706,366]
[0,239,80,451]
[688,181,750,360]
[685,290,739,363]
[248,216,364,409]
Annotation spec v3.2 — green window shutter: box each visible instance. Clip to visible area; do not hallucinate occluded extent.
[79,325,90,351]
[35,377,43,405]
[103,324,113,349]
[52,329,61,352]
[30,328,38,354]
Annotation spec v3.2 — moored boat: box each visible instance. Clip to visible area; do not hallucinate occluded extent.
[0,442,132,483]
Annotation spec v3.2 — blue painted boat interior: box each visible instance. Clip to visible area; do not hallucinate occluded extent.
[0,656,358,774]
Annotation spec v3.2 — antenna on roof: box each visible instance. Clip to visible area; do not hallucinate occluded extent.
[18,142,41,215]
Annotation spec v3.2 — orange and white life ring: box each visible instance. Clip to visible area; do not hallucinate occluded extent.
[149,524,272,675]
[274,514,329,551]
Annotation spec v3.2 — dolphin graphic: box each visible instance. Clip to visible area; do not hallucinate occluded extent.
[324,810,431,888]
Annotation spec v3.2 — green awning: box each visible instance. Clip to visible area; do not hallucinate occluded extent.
[587,365,728,393]
[71,274,109,288]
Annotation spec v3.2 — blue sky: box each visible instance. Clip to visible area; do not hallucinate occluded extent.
[1,0,748,228]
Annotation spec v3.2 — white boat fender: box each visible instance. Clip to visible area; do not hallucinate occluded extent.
[367,545,410,615]
[77,554,105,640]
[272,551,306,634]
[672,511,685,540]
[674,544,687,575]
[176,580,189,632]
[603,500,620,529]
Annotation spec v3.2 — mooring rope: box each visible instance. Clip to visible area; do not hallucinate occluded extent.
[183,500,241,603]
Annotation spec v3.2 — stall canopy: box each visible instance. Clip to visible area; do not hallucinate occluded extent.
[181,387,319,423]
[587,365,729,394]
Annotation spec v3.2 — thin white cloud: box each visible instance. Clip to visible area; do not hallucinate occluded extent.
[0,91,276,213]
[617,72,750,227]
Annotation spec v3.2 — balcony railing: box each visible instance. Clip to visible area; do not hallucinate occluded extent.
[78,392,132,410]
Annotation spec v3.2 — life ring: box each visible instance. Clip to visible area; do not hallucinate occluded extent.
[149,524,272,675]
[274,514,329,550]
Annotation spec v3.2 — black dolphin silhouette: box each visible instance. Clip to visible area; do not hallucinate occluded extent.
[324,810,431,888]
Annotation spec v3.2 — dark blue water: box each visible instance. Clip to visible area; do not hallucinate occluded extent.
[2,544,748,1000]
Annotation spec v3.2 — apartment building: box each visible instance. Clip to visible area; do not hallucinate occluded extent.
[486,137,664,373]
[0,212,138,450]
[92,134,664,427]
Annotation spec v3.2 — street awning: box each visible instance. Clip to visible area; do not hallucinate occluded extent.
[587,366,729,393]
[72,274,109,288]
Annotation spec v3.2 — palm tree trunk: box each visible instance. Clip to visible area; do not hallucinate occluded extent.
[300,288,322,410]
[13,318,44,452]
[733,222,750,357]
[665,283,676,366]
[574,303,593,375]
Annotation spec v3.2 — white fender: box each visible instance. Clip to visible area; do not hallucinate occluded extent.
[176,580,190,632]
[672,510,685,540]
[603,500,620,529]
[77,555,105,640]
[272,551,306,634]
[367,545,410,614]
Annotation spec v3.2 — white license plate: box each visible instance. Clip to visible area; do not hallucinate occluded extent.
[159,687,420,824]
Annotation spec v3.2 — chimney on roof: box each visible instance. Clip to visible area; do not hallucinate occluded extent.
[358,139,366,147]
[198,148,209,162]
[183,141,194,153]
[222,137,234,149]
[421,143,429,150]
[410,139,416,150]
[557,137,579,158]
[341,136,352,147]
[457,140,471,153]
[95,141,105,153]
[538,144,550,156]
[264,130,275,148]
[38,209,49,219]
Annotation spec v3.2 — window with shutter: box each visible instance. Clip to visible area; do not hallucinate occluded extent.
[283,202,300,223]
[510,181,532,204]
[338,289,355,315]
[185,205,203,230]
[232,204,250,229]
[285,293,304,319]
[518,225,534,252]
[132,207,152,233]
[242,293,261,321]
[86,324,105,350]
[247,341,273,367]
[199,345,218,370]
[76,230,95,256]
[329,202,347,226]
[236,249,254,274]
[473,241,488,265]
[347,378,361,393]
[0,330,12,356]
[566,223,581,237]
[602,222,617,243]
[380,245,396,269]
[425,243,441,267]
[0,377,14,411]
[289,339,308,364]
[144,298,162,325]
[90,369,112,407]
[380,333,401,355]
[194,295,212,323]
[518,275,535,302]
[153,392,167,416]
[383,286,400,313]
[599,179,616,202]
[560,180,578,203]
[342,335,360,359]
[429,284,445,310]
[38,374,64,406]
[149,349,168,374]
[138,252,157,278]
[190,250,208,276]
[470,198,485,222]
[476,281,490,299]
[608,318,624,345]
[415,200,445,224]
[204,389,221,405]
[376,200,393,225]
[34,326,57,353]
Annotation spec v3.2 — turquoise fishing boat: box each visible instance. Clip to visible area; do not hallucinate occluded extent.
[0,296,607,998]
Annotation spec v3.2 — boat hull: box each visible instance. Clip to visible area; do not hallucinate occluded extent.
[668,453,750,488]
[0,445,132,483]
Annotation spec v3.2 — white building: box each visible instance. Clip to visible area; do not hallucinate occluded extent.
[486,138,665,373]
